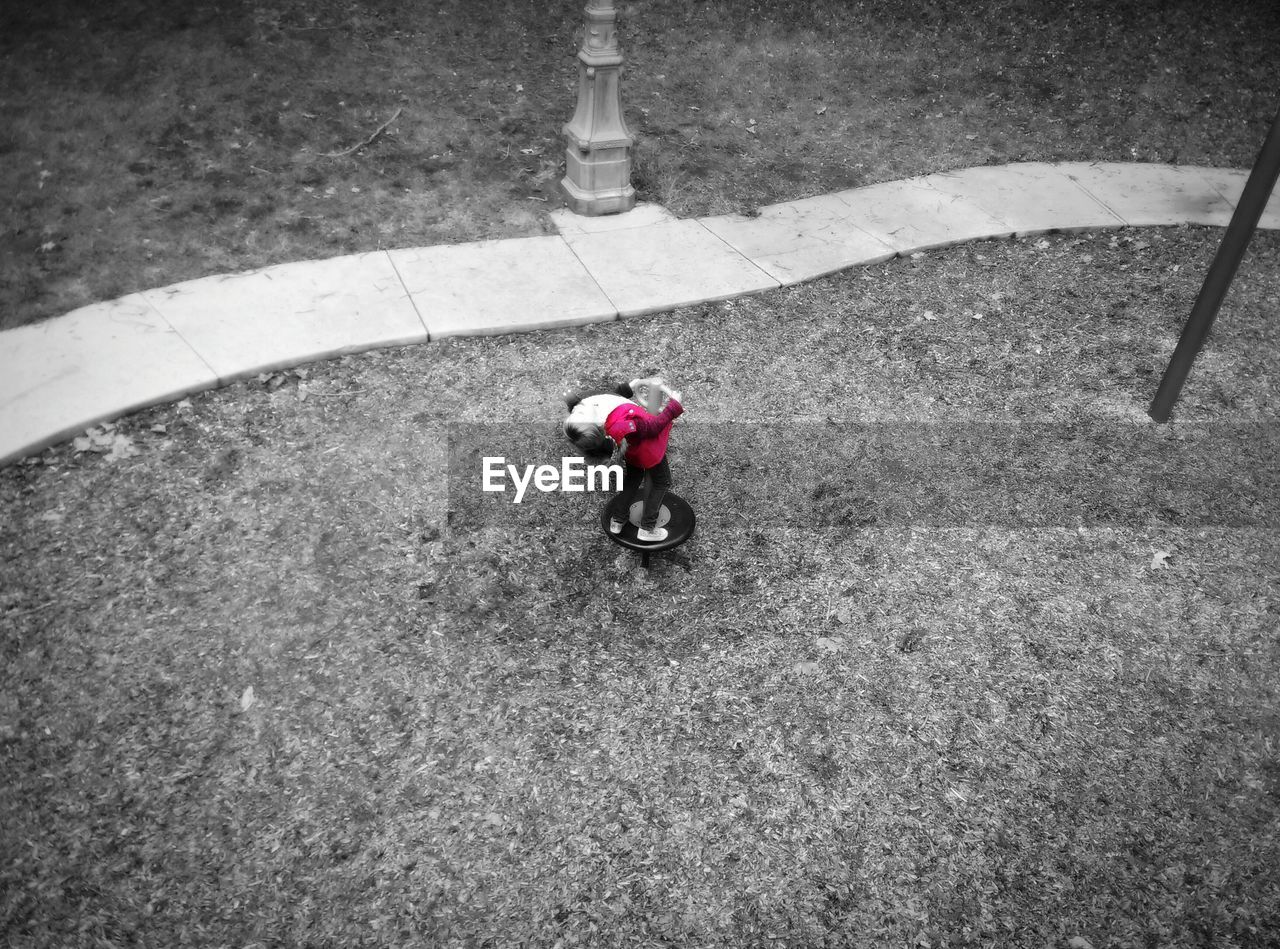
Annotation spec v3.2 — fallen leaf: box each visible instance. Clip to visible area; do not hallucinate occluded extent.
[816,637,844,652]
[74,427,118,453]
[1150,548,1171,569]
[793,661,821,675]
[1068,939,1096,949]
[240,686,256,712]
[104,434,138,464]
[923,310,937,321]
[815,106,827,115]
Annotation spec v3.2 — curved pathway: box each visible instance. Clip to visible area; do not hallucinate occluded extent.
[1,161,1276,466]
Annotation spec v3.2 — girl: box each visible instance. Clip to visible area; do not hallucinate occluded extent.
[563,377,684,542]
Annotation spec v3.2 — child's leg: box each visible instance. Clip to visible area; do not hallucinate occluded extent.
[639,458,672,531]
[611,461,646,527]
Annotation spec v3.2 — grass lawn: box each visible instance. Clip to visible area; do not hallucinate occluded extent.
[3,226,1279,946]
[1,0,1278,329]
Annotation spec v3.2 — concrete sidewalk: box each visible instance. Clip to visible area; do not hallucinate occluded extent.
[1,161,1276,467]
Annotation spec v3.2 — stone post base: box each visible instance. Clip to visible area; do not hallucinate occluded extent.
[560,0,636,217]
[560,168,636,216]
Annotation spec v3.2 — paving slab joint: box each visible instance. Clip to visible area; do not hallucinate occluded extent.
[383,249,433,341]
[141,292,222,384]
[557,234,626,316]
[693,219,785,292]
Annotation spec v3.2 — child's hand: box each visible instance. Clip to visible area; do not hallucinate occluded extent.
[663,384,682,404]
[630,376,667,412]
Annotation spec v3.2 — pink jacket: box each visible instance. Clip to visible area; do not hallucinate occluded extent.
[604,398,684,469]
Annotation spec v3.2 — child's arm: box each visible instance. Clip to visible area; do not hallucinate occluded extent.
[627,376,666,413]
[627,397,683,439]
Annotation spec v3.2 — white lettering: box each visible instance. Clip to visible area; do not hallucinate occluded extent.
[534,464,559,493]
[482,457,623,500]
[590,462,623,492]
[482,457,506,492]
[561,456,584,492]
[510,463,535,503]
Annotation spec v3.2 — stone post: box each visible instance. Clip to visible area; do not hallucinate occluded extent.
[560,0,636,215]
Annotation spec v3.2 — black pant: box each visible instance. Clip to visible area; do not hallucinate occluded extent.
[616,457,672,530]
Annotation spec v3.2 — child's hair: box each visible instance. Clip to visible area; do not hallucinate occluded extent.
[561,380,634,459]
[563,420,614,458]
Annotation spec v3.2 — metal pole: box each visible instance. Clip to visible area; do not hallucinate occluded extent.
[1148,107,1280,422]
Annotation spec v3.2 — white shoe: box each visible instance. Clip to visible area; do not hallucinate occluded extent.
[636,526,668,543]
[608,518,624,534]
